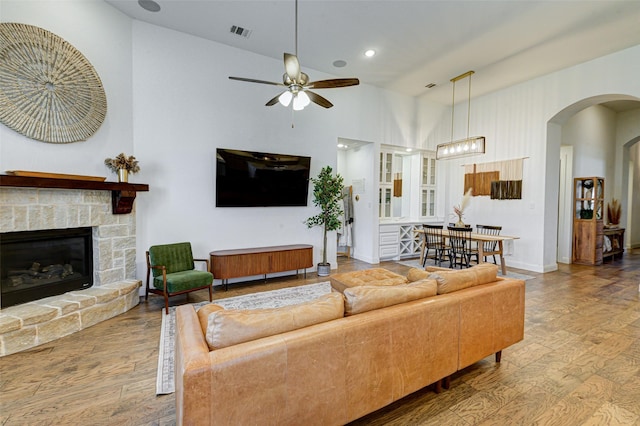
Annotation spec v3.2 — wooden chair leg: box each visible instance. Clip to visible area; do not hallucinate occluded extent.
[164,293,169,315]
[495,350,502,363]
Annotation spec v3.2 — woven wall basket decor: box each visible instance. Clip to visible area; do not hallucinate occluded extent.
[0,23,107,143]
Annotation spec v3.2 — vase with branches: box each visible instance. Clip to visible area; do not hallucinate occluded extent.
[452,188,473,226]
[104,153,140,183]
[305,166,344,276]
[607,198,621,226]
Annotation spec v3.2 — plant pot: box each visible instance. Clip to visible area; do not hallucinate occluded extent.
[317,263,331,277]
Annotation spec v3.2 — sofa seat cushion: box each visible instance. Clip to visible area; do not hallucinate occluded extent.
[330,268,408,294]
[343,278,438,315]
[153,269,213,293]
[429,263,499,294]
[204,292,344,350]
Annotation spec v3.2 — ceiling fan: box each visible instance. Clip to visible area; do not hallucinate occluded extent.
[228,0,359,111]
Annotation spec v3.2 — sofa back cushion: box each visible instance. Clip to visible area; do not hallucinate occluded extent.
[204,292,344,350]
[429,263,499,294]
[343,279,437,315]
[330,268,408,293]
[197,304,224,335]
[406,267,432,282]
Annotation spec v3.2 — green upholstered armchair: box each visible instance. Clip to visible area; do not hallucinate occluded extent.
[145,242,213,313]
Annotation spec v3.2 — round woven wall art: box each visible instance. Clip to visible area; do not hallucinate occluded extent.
[0,23,107,143]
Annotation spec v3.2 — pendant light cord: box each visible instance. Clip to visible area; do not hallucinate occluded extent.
[467,72,472,141]
[449,70,475,143]
[450,79,456,143]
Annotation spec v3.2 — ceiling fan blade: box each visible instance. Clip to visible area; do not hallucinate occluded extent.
[265,92,284,106]
[306,78,360,89]
[284,53,301,82]
[229,76,285,87]
[306,90,333,109]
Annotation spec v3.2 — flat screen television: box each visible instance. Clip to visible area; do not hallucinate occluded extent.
[216,148,311,207]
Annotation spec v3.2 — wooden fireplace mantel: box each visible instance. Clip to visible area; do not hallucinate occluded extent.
[0,174,149,215]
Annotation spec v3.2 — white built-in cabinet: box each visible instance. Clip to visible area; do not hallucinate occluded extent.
[379,222,424,260]
[378,147,437,220]
[379,150,394,218]
[377,146,437,260]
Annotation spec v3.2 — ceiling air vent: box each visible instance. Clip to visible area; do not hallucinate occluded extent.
[230,25,252,38]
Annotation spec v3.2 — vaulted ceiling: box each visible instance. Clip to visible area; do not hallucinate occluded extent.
[106,0,640,105]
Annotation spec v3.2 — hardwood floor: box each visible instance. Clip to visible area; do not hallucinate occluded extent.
[1,252,639,425]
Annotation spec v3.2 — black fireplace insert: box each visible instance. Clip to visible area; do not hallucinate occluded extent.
[1,227,93,308]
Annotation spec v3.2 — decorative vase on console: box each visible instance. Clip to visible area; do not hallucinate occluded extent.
[104,153,140,183]
[452,188,473,227]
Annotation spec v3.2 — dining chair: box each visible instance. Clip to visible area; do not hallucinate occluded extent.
[447,226,478,269]
[422,224,450,267]
[475,224,502,264]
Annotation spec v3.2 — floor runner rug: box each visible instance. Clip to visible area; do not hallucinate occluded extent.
[398,258,535,281]
[156,282,332,395]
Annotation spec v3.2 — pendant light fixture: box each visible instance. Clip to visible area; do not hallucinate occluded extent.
[436,71,485,160]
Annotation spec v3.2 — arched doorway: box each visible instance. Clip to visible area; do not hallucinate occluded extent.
[547,95,640,266]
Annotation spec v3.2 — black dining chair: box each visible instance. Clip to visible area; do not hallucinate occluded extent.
[475,224,502,264]
[447,226,478,269]
[422,224,450,267]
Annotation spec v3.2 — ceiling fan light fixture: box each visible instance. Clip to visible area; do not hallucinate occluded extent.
[278,91,293,107]
[292,93,305,110]
[298,90,310,107]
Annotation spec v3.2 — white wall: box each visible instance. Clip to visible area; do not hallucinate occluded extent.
[630,142,640,248]
[616,108,640,248]
[562,105,617,181]
[0,0,134,176]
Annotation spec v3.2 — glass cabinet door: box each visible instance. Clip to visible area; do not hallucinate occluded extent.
[379,187,392,218]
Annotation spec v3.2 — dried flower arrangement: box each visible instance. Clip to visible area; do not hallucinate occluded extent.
[607,198,621,226]
[452,188,473,225]
[104,153,140,174]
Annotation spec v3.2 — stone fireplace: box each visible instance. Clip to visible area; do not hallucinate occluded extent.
[1,227,94,308]
[0,183,145,356]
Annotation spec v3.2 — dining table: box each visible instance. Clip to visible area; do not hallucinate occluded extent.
[416,228,520,275]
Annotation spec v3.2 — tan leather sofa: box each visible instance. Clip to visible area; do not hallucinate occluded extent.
[175,267,525,425]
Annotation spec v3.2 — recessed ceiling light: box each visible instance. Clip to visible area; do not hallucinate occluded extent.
[406,148,412,152]
[364,49,376,58]
[333,60,347,68]
[138,0,161,12]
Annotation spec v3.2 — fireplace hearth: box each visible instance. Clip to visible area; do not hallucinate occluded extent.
[1,227,93,308]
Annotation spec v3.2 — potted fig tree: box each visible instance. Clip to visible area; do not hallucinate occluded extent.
[305,166,344,276]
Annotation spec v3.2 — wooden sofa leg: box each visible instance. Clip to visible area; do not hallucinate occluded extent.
[443,375,451,390]
[435,380,443,393]
[495,350,502,363]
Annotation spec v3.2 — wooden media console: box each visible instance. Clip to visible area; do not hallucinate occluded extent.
[210,244,313,289]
